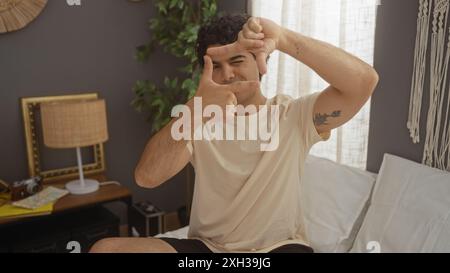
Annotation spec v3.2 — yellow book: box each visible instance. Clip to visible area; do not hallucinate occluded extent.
[0,203,53,218]
[0,193,53,219]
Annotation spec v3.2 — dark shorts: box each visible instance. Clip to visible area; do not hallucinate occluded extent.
[159,237,314,253]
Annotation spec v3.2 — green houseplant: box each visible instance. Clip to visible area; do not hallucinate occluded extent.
[132,0,218,134]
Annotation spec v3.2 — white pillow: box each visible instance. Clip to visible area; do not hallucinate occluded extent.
[154,226,189,239]
[351,154,450,253]
[301,155,377,253]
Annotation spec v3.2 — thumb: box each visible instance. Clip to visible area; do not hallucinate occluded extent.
[207,42,241,57]
[229,80,261,94]
[201,55,213,82]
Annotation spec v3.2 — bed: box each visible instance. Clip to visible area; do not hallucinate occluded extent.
[154,154,450,253]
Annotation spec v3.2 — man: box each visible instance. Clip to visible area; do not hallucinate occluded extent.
[90,14,378,253]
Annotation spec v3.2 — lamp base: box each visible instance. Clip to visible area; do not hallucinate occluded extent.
[66,179,99,195]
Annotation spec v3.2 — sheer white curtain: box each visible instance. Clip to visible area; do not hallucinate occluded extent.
[250,0,379,169]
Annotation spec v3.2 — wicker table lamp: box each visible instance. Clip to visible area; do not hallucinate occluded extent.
[40,99,109,195]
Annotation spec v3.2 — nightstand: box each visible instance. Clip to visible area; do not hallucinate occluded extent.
[0,174,133,253]
[129,201,165,237]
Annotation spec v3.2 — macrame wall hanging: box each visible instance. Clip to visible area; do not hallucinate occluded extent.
[410,0,450,171]
[0,0,48,33]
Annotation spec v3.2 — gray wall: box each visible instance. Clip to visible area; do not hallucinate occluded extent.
[366,0,436,173]
[0,0,247,220]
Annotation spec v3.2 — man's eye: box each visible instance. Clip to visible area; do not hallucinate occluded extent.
[231,61,243,65]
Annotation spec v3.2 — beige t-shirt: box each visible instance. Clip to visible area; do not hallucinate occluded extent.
[186,92,330,253]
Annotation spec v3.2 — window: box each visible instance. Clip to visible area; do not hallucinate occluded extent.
[250,0,379,169]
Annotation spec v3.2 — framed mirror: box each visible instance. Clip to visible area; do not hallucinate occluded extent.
[21,93,106,184]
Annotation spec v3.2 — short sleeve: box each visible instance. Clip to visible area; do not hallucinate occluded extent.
[186,140,195,168]
[297,92,331,149]
[186,140,193,155]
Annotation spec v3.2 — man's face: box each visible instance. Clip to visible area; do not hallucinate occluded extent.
[208,45,261,104]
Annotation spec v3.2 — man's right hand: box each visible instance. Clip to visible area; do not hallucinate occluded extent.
[194,55,260,116]
[207,17,283,75]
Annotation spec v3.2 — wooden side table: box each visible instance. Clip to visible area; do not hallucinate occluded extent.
[0,174,133,235]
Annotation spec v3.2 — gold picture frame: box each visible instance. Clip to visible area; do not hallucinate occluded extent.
[21,93,106,184]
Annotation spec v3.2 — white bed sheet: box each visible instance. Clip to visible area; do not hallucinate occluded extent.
[155,225,189,239]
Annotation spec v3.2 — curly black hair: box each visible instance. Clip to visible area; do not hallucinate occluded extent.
[196,13,250,67]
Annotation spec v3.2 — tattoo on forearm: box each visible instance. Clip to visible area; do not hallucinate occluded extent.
[295,43,300,56]
[314,110,342,126]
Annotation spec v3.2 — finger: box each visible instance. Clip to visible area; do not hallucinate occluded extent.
[224,93,237,120]
[243,24,265,40]
[228,92,237,105]
[207,42,241,56]
[248,17,263,33]
[256,52,268,75]
[201,55,213,82]
[229,81,261,94]
[238,31,264,48]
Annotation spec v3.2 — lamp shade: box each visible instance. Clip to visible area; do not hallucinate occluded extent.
[40,99,109,149]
